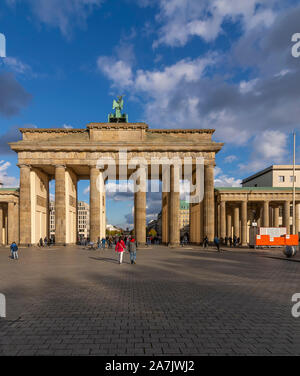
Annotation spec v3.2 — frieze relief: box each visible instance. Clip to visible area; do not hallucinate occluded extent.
[19,151,214,164]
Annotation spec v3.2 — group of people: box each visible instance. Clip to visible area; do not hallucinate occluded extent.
[203,234,241,251]
[115,236,137,265]
[80,236,115,248]
[38,237,54,247]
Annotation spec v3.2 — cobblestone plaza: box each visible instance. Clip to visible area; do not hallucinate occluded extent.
[1,245,300,356]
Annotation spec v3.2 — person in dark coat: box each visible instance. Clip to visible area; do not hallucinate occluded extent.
[129,238,137,264]
[214,236,220,252]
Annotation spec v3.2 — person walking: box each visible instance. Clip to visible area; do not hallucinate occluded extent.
[101,237,106,249]
[10,241,19,260]
[129,237,137,264]
[203,235,209,248]
[115,237,126,264]
[214,236,220,252]
[233,235,237,247]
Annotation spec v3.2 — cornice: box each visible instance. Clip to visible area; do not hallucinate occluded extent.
[87,122,148,130]
[20,128,87,133]
[10,143,223,152]
[148,129,215,134]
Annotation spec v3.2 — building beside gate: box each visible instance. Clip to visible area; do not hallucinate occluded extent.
[0,188,19,245]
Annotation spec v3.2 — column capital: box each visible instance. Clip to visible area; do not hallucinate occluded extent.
[204,161,215,168]
[17,163,31,169]
[55,164,66,169]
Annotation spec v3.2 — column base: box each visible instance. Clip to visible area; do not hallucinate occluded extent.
[168,242,180,248]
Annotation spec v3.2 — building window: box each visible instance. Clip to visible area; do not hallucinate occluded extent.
[278,176,285,182]
[290,176,296,182]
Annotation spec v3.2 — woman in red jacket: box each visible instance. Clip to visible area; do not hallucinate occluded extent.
[115,237,126,264]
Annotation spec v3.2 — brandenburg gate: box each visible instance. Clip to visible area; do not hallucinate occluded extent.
[9,118,223,246]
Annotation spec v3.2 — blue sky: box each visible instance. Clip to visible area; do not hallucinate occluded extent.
[0,0,300,228]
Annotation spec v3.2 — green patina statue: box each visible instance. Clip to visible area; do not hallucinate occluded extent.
[108,95,128,123]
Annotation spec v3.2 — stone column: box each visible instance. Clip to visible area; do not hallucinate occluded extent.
[296,203,300,234]
[233,205,240,238]
[283,201,290,234]
[134,166,147,246]
[220,201,226,240]
[19,164,31,245]
[256,204,262,227]
[7,202,15,244]
[226,208,232,238]
[162,191,169,244]
[0,206,3,245]
[46,178,50,239]
[241,200,247,246]
[90,167,101,243]
[263,201,269,227]
[168,165,180,247]
[55,165,66,245]
[204,164,215,242]
[274,206,279,227]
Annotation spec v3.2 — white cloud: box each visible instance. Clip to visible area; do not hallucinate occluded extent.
[7,0,103,38]
[239,130,289,172]
[62,124,73,129]
[151,0,277,48]
[214,166,242,187]
[97,57,133,88]
[224,155,237,163]
[0,161,19,187]
[1,57,30,74]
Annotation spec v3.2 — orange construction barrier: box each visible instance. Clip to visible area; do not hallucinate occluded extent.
[256,234,298,247]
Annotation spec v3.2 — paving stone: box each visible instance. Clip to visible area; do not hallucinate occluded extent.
[1,245,300,355]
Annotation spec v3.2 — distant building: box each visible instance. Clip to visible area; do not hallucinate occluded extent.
[242,165,300,188]
[50,200,90,239]
[77,201,90,239]
[155,201,189,238]
[179,201,189,230]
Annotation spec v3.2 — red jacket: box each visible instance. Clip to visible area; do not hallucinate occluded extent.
[115,240,125,253]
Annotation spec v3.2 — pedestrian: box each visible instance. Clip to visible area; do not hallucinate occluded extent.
[203,235,208,248]
[214,236,220,252]
[44,236,48,247]
[39,237,43,247]
[10,241,18,260]
[115,237,126,264]
[97,237,101,249]
[225,236,228,246]
[129,237,137,264]
[229,236,232,247]
[147,236,151,246]
[233,235,237,247]
[101,237,106,249]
